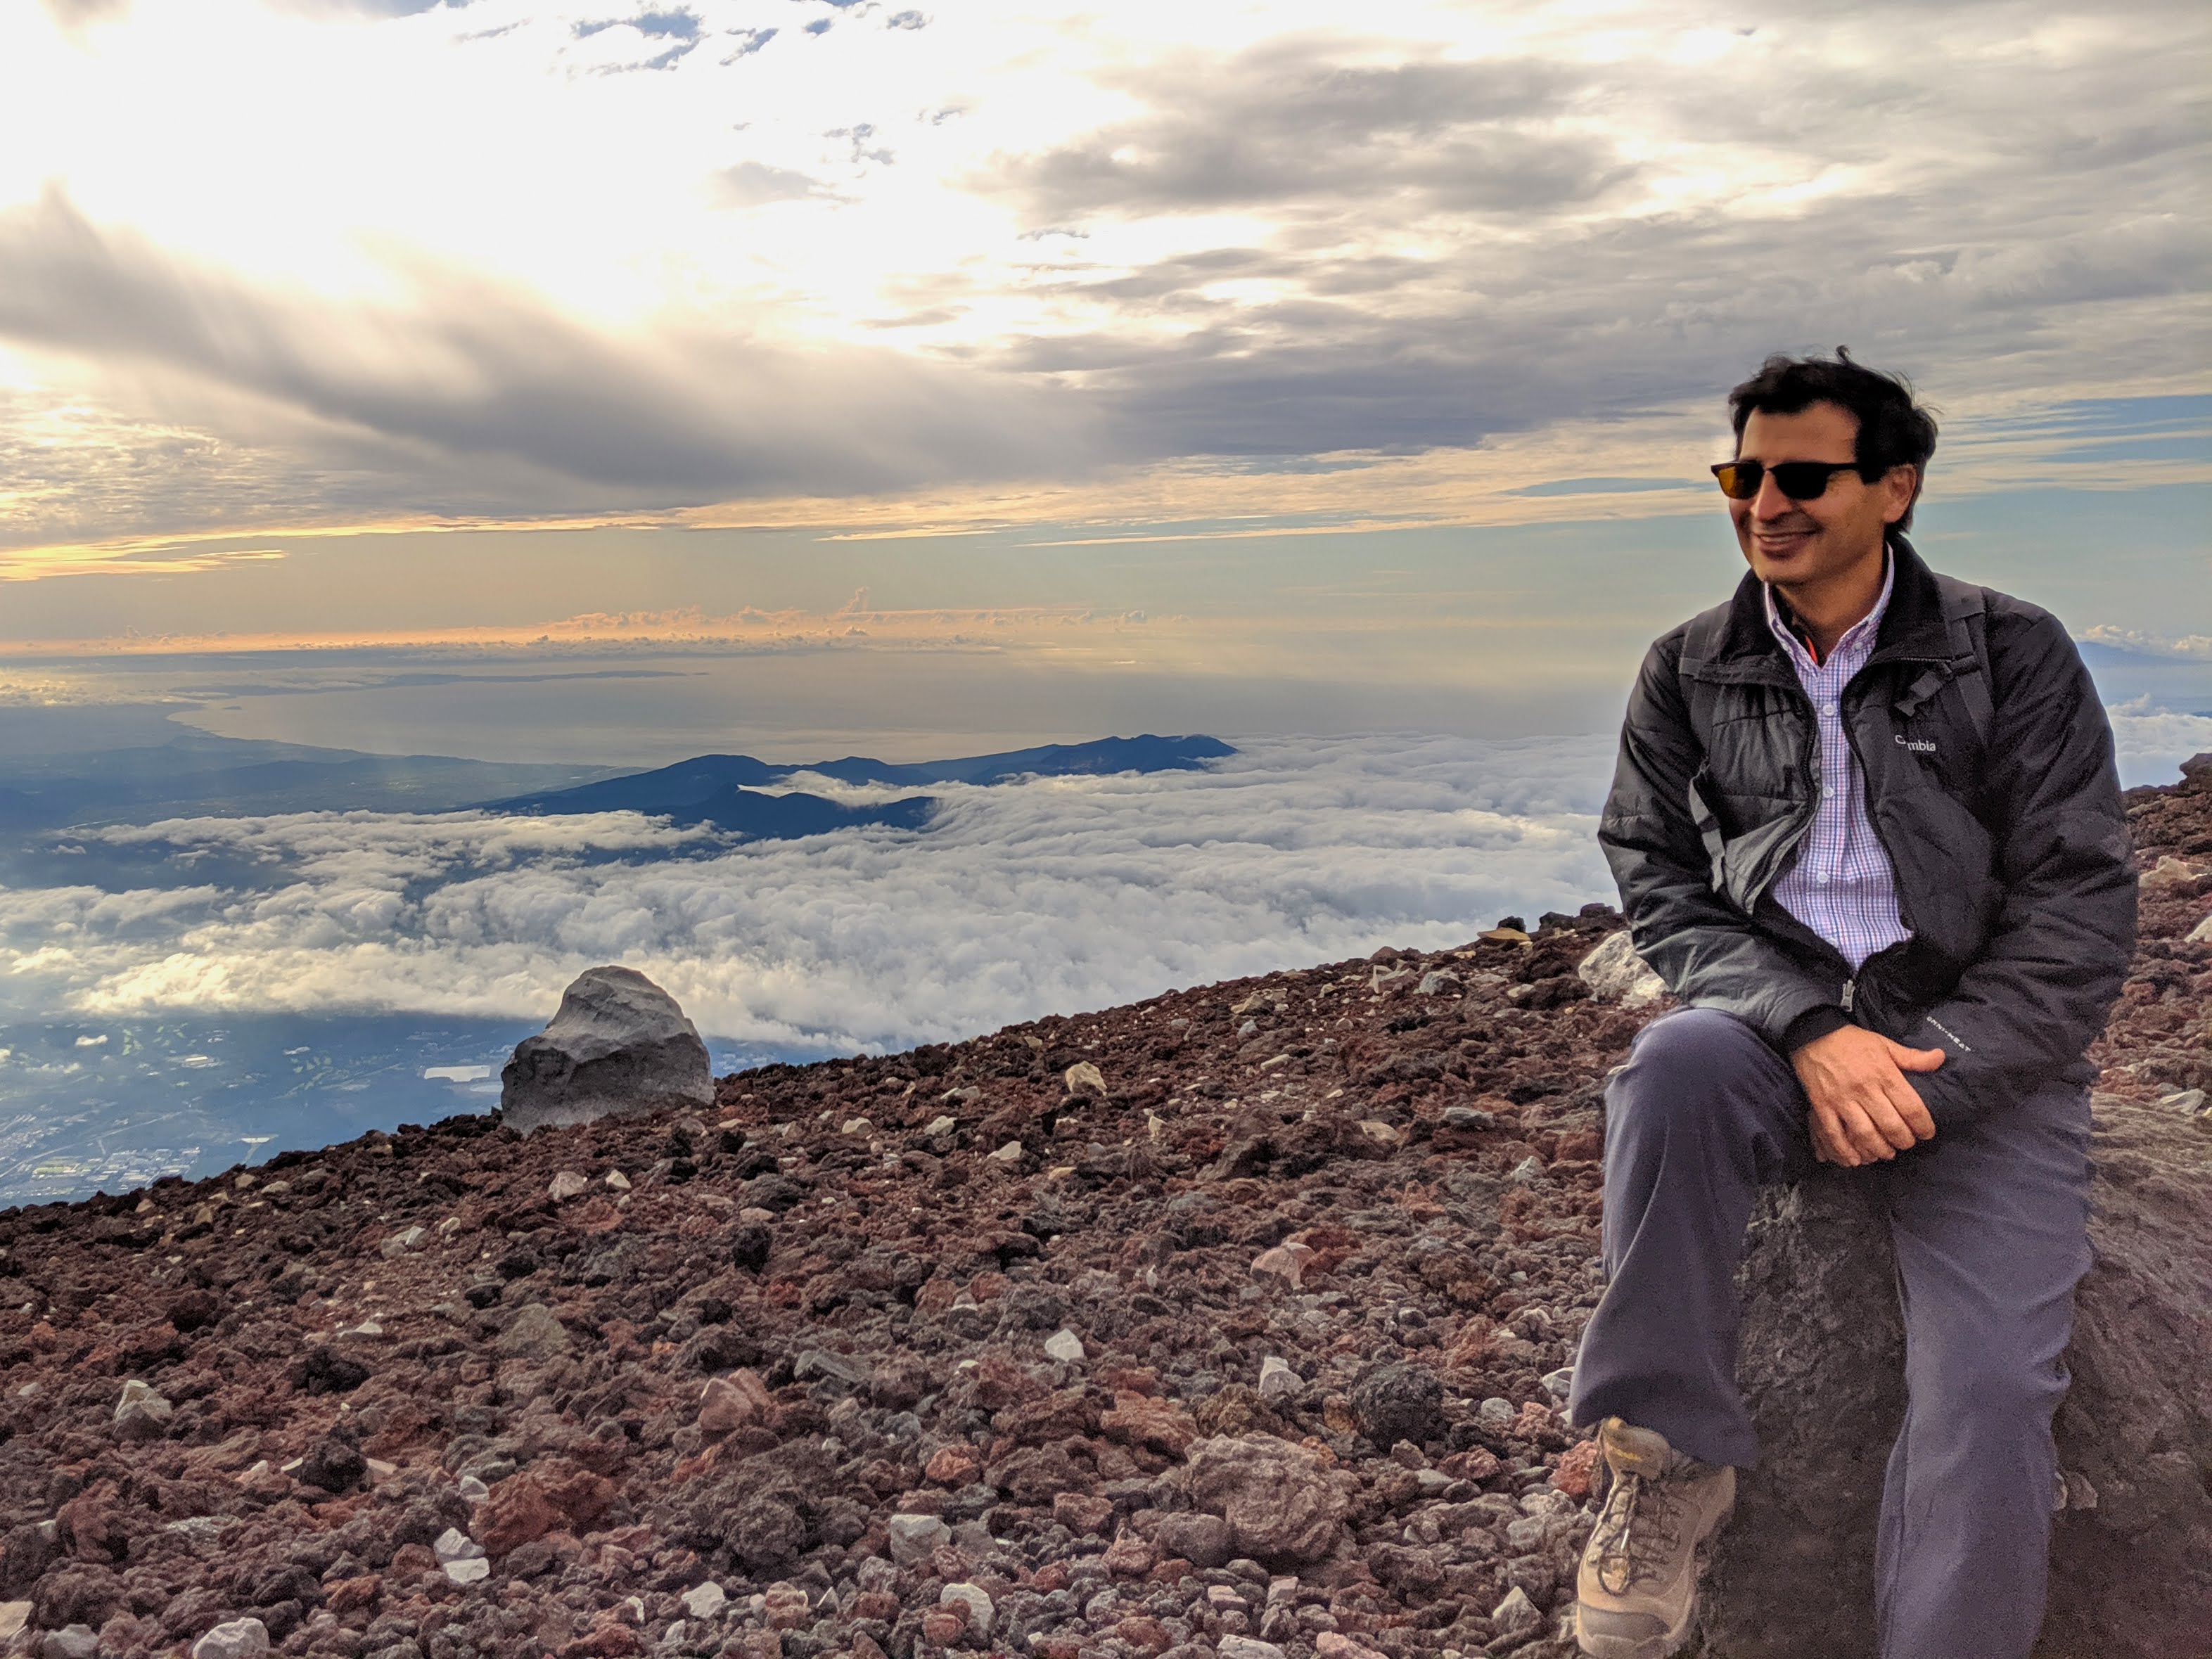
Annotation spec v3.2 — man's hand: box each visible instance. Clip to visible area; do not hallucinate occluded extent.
[1791,1024,1943,1167]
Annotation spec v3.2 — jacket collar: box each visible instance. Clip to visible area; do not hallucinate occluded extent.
[1708,532,1953,670]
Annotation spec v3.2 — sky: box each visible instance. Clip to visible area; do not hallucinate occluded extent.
[0,0,2205,752]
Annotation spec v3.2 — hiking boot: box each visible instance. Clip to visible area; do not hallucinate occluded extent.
[1573,1418,1736,1659]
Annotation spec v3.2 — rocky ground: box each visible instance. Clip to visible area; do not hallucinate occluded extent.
[3,764,2207,1659]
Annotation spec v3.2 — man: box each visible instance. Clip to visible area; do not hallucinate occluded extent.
[1566,352,2137,1659]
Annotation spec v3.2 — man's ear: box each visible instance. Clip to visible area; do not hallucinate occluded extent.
[1881,464,1919,527]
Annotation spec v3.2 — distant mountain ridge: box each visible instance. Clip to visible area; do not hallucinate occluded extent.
[479,734,1236,837]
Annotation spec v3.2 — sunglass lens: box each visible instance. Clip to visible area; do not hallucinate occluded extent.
[1772,461,1839,499]
[1713,462,1759,499]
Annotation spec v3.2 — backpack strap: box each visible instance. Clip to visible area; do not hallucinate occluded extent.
[1931,574,1995,748]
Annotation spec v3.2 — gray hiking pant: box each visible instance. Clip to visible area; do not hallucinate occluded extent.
[1568,1008,2094,1659]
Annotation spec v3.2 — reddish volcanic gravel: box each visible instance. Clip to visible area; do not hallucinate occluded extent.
[1,766,2206,1659]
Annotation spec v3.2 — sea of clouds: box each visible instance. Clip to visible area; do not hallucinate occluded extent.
[1,734,1618,1059]
[4,711,2204,1067]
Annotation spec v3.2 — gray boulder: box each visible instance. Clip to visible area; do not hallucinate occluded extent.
[499,966,712,1134]
[1696,1095,2212,1657]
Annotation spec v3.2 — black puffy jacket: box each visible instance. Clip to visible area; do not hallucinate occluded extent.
[1599,534,2137,1129]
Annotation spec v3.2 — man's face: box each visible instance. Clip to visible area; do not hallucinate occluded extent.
[1729,402,1915,591]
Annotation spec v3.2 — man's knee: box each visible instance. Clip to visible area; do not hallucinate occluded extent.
[1910,1337,2071,1435]
[1609,1008,1786,1132]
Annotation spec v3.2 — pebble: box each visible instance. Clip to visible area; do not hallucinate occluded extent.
[605,1170,632,1191]
[434,1527,485,1563]
[191,1620,272,1659]
[1258,1354,1300,1403]
[549,1171,589,1201]
[1541,1366,1576,1401]
[681,1582,729,1620]
[1044,1328,1085,1362]
[888,1513,952,1565]
[379,1224,427,1258]
[1217,1638,1286,1659]
[40,1628,97,1659]
[112,1378,173,1440]
[987,1140,1025,1165]
[1490,1587,1540,1634]
[1478,1397,1517,1428]
[0,1606,27,1641]
[442,1556,492,1584]
[939,1582,995,1638]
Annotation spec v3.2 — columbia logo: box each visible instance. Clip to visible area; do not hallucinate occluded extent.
[1895,736,1937,754]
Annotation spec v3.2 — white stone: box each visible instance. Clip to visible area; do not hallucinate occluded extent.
[549,1170,589,1201]
[1258,1355,1301,1404]
[1063,1061,1107,1096]
[888,1512,952,1565]
[842,1117,873,1135]
[1414,970,1460,996]
[435,1527,485,1562]
[191,1619,272,1659]
[41,1627,98,1659]
[987,1141,1024,1165]
[939,1582,995,1639]
[2187,911,2212,944]
[925,1115,958,1137]
[604,1170,632,1191]
[458,1473,492,1502]
[113,1378,173,1428]
[1490,1587,1540,1634]
[680,1581,729,1620]
[0,1603,28,1640]
[1576,930,1667,1008]
[442,1556,492,1584]
[380,1225,427,1259]
[1043,1329,1085,1363]
[1217,1638,1286,1659]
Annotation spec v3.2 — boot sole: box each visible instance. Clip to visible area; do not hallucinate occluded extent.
[1573,1499,1734,1659]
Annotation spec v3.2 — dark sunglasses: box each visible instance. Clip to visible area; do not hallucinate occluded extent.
[1710,459,1871,501]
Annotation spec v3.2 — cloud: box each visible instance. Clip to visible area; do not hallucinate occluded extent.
[1,0,2204,553]
[0,191,1099,532]
[715,160,843,207]
[0,735,1620,1054]
[3,710,2196,1063]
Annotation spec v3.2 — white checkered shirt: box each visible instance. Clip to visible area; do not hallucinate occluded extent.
[1765,556,1912,970]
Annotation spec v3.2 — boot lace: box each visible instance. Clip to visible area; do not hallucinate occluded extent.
[1589,1471,1690,1596]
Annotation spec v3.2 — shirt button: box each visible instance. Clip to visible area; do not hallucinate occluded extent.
[1816,873,1831,885]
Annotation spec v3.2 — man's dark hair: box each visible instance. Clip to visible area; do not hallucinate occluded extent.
[1727,348,1939,530]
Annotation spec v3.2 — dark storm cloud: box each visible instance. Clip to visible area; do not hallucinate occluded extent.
[0,191,1099,520]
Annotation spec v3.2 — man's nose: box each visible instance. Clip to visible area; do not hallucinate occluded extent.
[1751,471,1796,518]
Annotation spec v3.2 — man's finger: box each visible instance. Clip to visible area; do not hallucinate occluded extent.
[1887,1041,1948,1073]
[1886,1077,1937,1143]
[1834,1098,1896,1162]
[1860,1089,1922,1152]
[1807,1104,1853,1167]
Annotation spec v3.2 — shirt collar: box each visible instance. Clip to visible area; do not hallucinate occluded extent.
[1764,548,1894,667]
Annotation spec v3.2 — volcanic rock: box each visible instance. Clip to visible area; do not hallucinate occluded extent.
[1350,1361,1445,1447]
[499,964,712,1133]
[1574,930,1666,1008]
[1701,1095,2212,1658]
[1179,1435,1349,1566]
